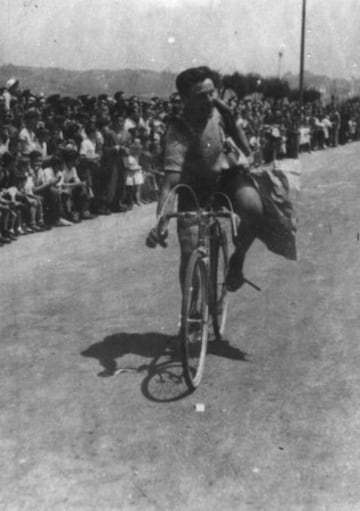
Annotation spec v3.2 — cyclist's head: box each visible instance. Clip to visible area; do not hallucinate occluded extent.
[176,66,220,120]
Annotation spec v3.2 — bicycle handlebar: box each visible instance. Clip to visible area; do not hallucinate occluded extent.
[155,185,239,244]
[163,209,238,242]
[165,210,234,220]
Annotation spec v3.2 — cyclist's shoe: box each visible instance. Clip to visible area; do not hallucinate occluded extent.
[146,227,168,248]
[225,249,245,292]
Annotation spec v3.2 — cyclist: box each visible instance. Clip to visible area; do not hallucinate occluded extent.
[146,66,297,291]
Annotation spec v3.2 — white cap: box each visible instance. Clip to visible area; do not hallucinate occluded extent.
[6,78,19,90]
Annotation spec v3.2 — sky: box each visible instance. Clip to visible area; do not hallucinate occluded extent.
[1,0,359,79]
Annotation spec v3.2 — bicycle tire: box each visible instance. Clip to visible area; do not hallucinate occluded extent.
[181,249,209,390]
[210,221,229,341]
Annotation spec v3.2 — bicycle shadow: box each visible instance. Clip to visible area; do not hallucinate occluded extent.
[207,338,249,361]
[81,331,191,401]
[81,332,249,402]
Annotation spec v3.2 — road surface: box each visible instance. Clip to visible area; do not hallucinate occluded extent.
[1,143,360,510]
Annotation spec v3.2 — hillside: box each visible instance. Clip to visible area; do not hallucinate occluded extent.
[0,64,177,98]
[1,64,358,100]
[283,71,359,99]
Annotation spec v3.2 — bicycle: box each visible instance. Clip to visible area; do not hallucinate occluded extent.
[155,184,239,390]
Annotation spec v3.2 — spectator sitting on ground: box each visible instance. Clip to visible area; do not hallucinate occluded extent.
[57,143,94,222]
[0,161,19,243]
[11,156,44,232]
[22,153,47,230]
[30,150,72,227]
[0,153,25,236]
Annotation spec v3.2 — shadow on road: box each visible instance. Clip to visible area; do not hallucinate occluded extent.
[81,332,191,402]
[208,339,249,361]
[81,332,249,402]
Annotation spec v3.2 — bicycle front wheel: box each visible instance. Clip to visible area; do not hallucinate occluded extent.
[181,249,209,390]
[210,222,229,341]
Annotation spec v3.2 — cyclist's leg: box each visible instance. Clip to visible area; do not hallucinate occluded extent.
[177,218,199,292]
[223,174,264,291]
[176,188,202,291]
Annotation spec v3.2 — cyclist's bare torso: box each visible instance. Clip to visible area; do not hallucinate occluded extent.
[163,107,229,189]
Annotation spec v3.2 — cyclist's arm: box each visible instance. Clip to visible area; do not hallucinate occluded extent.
[156,170,180,218]
[146,170,180,248]
[156,120,187,218]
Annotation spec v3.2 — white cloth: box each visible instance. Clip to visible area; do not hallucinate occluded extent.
[19,127,39,155]
[58,165,81,187]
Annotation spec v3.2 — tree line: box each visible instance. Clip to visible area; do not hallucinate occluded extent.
[221,71,321,103]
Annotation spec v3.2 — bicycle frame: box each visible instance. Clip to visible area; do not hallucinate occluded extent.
[155,185,237,389]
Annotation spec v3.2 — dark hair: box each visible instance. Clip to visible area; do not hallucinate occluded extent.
[175,66,221,98]
[50,154,63,166]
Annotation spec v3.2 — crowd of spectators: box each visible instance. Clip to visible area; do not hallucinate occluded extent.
[230,94,360,160]
[1,75,360,247]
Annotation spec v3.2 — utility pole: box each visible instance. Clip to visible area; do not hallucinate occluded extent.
[278,49,283,79]
[299,0,307,106]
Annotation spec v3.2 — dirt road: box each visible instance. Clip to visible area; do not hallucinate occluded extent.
[1,143,360,510]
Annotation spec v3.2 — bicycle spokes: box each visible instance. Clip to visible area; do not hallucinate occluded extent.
[181,251,209,389]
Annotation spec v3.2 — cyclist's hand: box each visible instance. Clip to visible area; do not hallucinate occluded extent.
[146,226,168,248]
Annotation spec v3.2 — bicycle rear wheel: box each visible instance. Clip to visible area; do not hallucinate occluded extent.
[181,249,209,390]
[210,222,229,341]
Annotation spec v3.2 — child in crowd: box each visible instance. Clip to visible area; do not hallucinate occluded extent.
[299,117,312,153]
[139,138,159,202]
[12,156,45,232]
[0,168,18,243]
[0,153,25,238]
[123,135,145,207]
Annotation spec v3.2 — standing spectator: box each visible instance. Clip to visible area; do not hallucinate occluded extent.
[78,118,102,204]
[124,105,146,134]
[0,126,10,155]
[112,113,132,210]
[19,109,40,155]
[321,114,332,147]
[1,111,19,156]
[36,125,51,161]
[330,106,340,147]
[99,117,125,214]
[123,155,144,208]
[2,78,19,112]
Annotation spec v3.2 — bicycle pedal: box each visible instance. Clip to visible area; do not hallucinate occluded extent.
[243,278,261,291]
